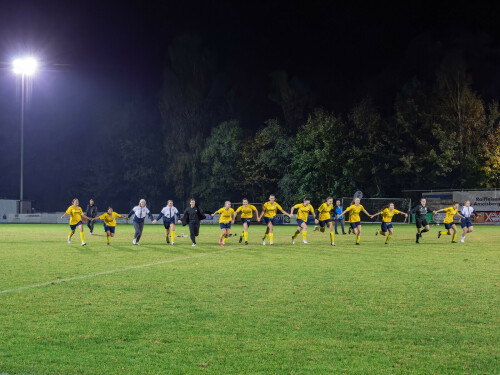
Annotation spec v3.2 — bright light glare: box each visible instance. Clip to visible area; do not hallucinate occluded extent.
[13,57,38,75]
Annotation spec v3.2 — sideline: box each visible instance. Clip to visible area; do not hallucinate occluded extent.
[0,246,248,295]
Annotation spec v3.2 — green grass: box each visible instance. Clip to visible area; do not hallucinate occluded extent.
[0,223,498,374]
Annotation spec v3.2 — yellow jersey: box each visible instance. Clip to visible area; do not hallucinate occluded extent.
[262,201,283,217]
[346,204,364,223]
[217,208,235,223]
[99,211,121,227]
[444,207,458,224]
[66,205,83,225]
[294,203,314,221]
[236,204,257,219]
[318,203,333,221]
[380,208,400,223]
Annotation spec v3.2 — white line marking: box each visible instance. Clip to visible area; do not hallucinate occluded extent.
[0,246,246,295]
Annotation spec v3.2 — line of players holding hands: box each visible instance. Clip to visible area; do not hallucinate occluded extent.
[61,196,477,247]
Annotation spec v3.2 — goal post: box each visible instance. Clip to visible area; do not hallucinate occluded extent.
[341,197,412,224]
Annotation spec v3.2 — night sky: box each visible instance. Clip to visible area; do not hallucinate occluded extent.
[1,0,499,210]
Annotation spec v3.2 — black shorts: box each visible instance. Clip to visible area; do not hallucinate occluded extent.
[163,217,175,228]
[70,221,83,230]
[416,219,428,229]
[104,225,115,234]
[319,219,332,228]
[263,217,275,225]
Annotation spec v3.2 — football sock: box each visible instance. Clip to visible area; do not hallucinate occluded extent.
[171,231,175,242]
[244,232,248,241]
[302,231,307,240]
[69,232,74,239]
[107,235,110,244]
[386,235,392,243]
[223,235,228,244]
[330,232,334,242]
[440,231,449,235]
[356,235,360,244]
[269,233,274,242]
[293,230,300,239]
[421,228,429,233]
[378,230,383,235]
[80,232,85,243]
[263,233,268,239]
[452,233,457,242]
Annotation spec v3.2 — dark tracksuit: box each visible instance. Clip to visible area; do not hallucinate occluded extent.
[86,204,98,233]
[408,204,434,228]
[181,205,205,244]
[408,204,434,242]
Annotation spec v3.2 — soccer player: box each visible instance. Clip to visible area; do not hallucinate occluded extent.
[314,196,336,245]
[128,199,154,245]
[460,200,478,243]
[211,201,236,247]
[236,198,259,245]
[347,200,355,234]
[153,200,180,245]
[372,203,408,244]
[408,198,434,243]
[93,207,129,245]
[434,202,465,243]
[257,194,292,245]
[181,198,206,246]
[86,199,98,234]
[61,198,93,246]
[334,199,346,235]
[290,198,316,244]
[339,198,372,245]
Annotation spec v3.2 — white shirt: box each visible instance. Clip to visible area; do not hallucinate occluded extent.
[461,206,475,218]
[161,206,178,219]
[132,205,150,219]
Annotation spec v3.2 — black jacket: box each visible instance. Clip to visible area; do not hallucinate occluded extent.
[181,205,205,226]
[86,204,98,218]
[409,204,433,221]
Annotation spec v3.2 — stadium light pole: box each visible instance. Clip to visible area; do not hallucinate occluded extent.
[13,57,37,208]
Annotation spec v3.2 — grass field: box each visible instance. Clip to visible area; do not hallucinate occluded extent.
[0,223,498,375]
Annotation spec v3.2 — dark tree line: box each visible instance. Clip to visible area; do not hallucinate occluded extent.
[154,44,500,210]
[24,34,500,213]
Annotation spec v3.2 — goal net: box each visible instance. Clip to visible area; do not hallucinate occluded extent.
[341,197,412,224]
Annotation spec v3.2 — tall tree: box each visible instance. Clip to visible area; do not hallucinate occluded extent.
[159,34,234,199]
[290,108,352,203]
[194,120,243,209]
[237,119,294,204]
[434,53,487,185]
[268,70,314,130]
